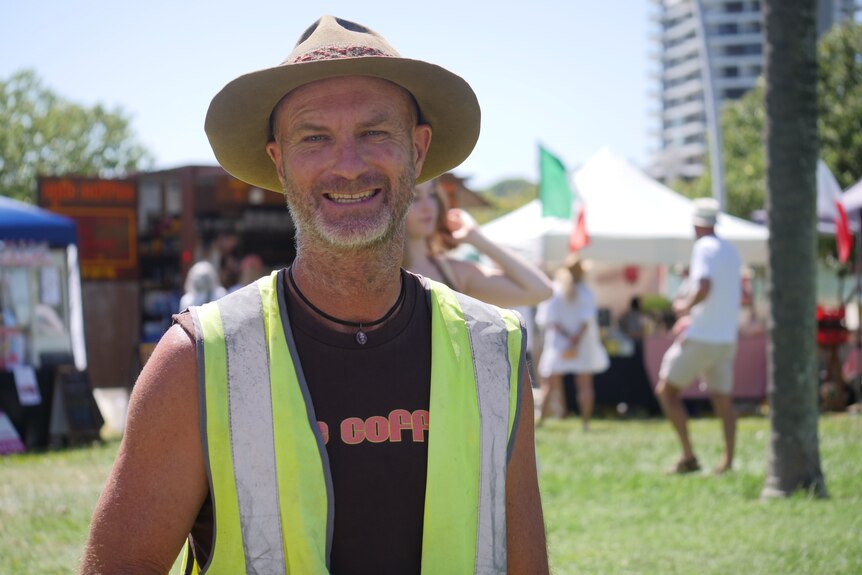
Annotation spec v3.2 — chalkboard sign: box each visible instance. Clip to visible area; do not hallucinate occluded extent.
[49,365,103,445]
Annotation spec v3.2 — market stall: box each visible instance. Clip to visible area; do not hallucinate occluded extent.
[0,196,91,450]
[482,148,769,268]
[482,149,769,409]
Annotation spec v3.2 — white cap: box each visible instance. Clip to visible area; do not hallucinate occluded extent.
[692,198,719,227]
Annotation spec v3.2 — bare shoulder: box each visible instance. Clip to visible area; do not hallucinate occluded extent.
[81,323,206,574]
[445,257,493,291]
[127,320,197,420]
[446,256,489,277]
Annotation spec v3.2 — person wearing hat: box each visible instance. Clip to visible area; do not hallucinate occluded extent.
[536,254,609,429]
[81,16,547,575]
[655,197,742,475]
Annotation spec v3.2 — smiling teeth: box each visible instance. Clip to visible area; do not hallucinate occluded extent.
[329,190,375,203]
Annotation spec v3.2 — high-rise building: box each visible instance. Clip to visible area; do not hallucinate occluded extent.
[650,0,857,184]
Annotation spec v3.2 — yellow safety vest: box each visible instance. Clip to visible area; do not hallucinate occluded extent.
[184,271,524,574]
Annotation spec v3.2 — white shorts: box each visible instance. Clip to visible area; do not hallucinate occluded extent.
[659,339,737,395]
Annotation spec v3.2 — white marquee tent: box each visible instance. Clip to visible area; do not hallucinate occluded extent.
[482,148,769,268]
[839,176,862,217]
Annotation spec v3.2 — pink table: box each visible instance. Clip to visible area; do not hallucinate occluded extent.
[643,332,767,400]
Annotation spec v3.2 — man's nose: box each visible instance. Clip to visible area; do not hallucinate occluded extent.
[329,139,367,180]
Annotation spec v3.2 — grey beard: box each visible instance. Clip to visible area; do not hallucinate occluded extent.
[283,170,415,255]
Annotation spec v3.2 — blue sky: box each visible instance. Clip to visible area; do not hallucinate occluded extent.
[2,0,654,189]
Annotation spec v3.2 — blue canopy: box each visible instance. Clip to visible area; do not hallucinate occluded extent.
[0,195,77,246]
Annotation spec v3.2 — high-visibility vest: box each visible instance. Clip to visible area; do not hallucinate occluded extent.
[184,271,525,574]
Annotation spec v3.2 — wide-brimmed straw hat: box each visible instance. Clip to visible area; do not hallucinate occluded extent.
[205,15,481,193]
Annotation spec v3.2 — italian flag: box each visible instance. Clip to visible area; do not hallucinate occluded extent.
[818,159,852,263]
[539,144,589,251]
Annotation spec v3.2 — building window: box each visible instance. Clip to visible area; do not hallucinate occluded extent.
[723,88,748,100]
[725,43,762,56]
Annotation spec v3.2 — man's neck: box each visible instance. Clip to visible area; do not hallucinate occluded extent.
[290,239,404,325]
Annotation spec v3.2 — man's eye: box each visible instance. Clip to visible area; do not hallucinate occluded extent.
[304,135,327,142]
[365,130,386,137]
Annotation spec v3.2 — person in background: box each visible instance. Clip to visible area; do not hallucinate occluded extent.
[655,198,742,475]
[229,253,266,292]
[219,251,241,292]
[537,254,609,429]
[81,15,547,574]
[178,260,227,311]
[403,178,553,308]
[619,296,648,344]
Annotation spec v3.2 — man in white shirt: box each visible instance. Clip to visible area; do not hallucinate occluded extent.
[656,198,742,475]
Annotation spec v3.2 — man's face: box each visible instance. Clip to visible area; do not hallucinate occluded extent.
[694,225,713,239]
[405,181,439,240]
[266,76,432,250]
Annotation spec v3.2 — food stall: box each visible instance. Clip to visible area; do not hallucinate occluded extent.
[0,196,89,450]
[39,168,294,386]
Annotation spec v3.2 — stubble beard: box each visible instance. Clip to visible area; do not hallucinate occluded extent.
[283,167,416,258]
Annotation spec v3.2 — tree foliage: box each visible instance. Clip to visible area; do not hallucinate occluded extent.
[0,69,153,203]
[818,21,862,190]
[668,21,862,218]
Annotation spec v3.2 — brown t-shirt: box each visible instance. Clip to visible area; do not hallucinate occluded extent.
[177,269,431,573]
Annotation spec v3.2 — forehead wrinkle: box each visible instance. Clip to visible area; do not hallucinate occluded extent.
[271,77,418,141]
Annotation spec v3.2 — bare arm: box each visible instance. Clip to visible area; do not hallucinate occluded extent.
[446,209,553,307]
[507,370,550,573]
[550,321,587,342]
[80,324,208,574]
[673,277,711,316]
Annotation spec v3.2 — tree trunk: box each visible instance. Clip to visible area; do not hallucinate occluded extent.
[762,0,827,498]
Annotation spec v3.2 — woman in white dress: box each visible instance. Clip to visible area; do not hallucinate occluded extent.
[538,254,609,429]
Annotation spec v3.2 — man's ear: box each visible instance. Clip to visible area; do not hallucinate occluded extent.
[265,141,285,186]
[412,124,433,175]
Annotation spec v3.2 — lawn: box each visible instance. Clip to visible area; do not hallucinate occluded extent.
[537,414,862,574]
[1,414,859,574]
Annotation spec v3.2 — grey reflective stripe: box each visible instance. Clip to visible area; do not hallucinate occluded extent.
[453,292,511,575]
[507,315,527,464]
[189,306,216,574]
[217,286,287,575]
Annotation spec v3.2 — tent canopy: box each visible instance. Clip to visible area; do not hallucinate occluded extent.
[482,148,769,267]
[0,196,77,246]
[841,177,862,216]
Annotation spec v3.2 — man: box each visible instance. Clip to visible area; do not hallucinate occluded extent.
[81,15,548,574]
[655,198,742,475]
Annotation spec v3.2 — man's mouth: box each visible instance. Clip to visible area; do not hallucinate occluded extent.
[325,189,379,204]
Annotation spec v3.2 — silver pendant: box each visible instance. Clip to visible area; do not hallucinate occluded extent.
[356,330,368,345]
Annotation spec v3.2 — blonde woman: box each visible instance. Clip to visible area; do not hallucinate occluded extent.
[403,179,553,308]
[538,254,609,429]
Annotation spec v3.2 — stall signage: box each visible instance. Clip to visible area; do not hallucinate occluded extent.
[195,175,284,212]
[38,177,138,280]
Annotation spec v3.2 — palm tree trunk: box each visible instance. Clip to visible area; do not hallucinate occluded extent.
[762,0,827,498]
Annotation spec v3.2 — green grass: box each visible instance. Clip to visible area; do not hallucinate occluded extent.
[1,415,860,574]
[0,439,118,574]
[537,414,862,574]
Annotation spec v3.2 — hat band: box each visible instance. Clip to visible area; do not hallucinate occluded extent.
[292,46,392,63]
